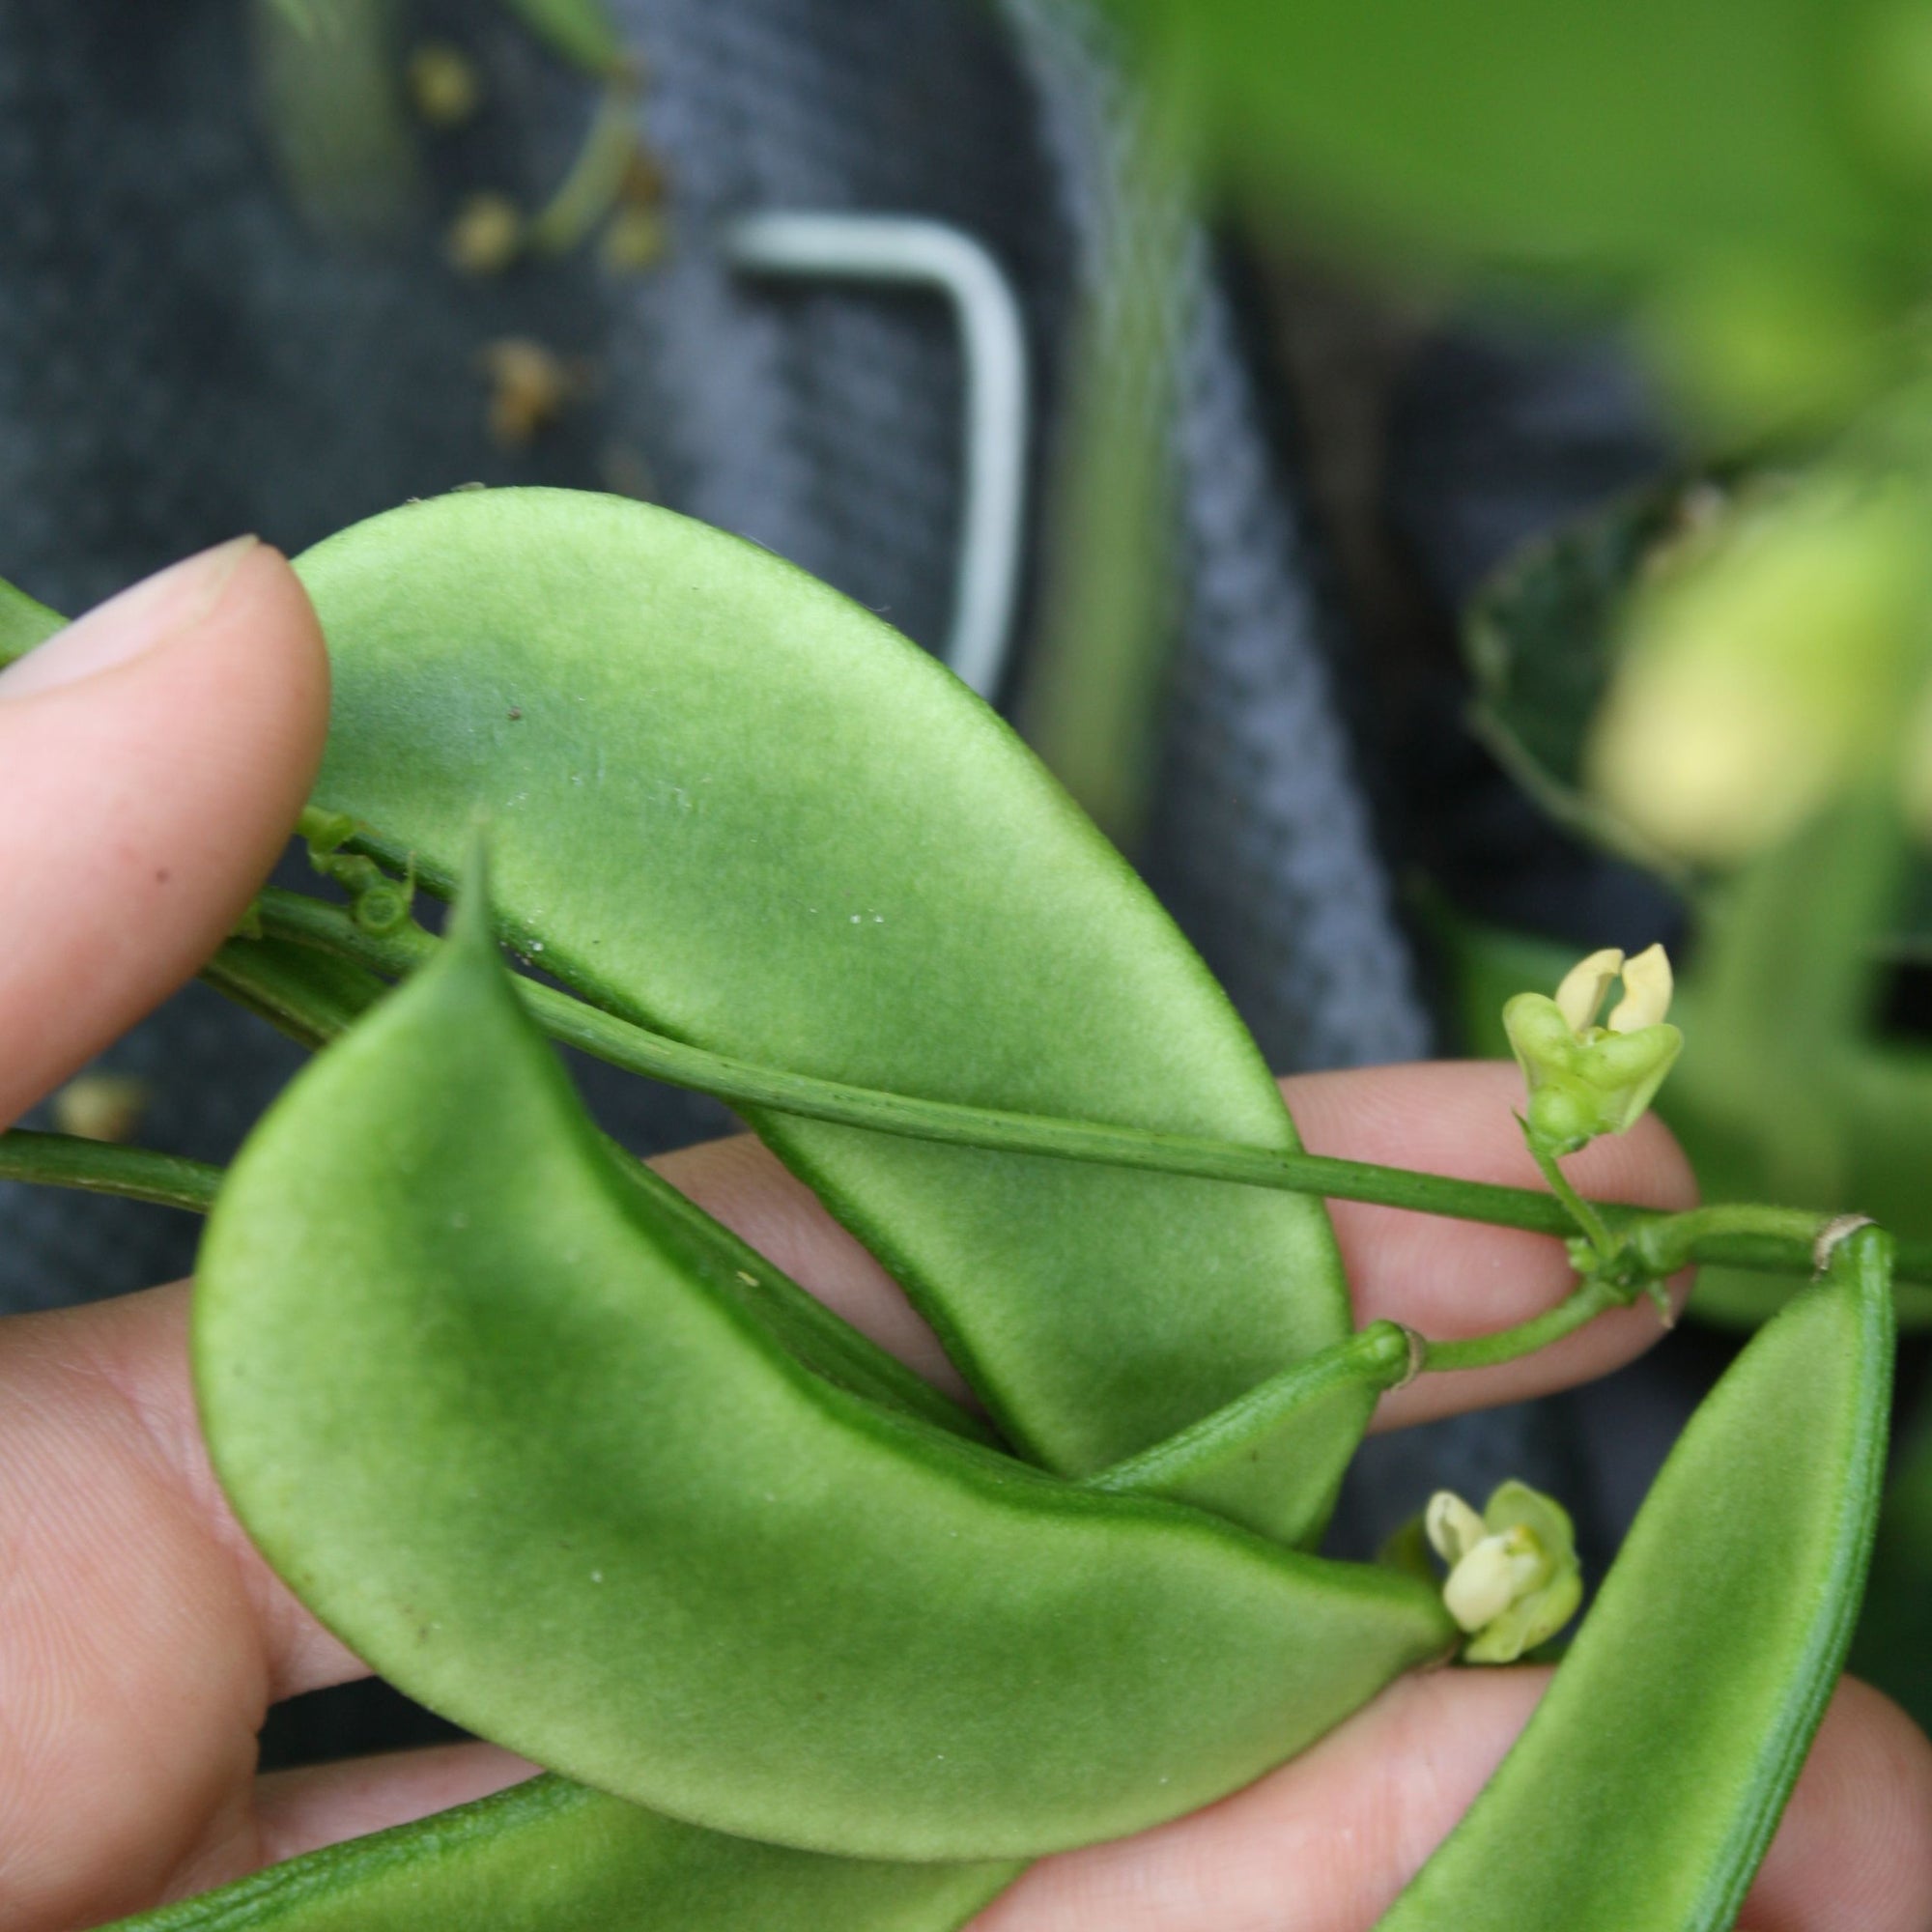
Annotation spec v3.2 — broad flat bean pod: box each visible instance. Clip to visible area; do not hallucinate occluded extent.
[290,489,1352,1533]
[193,879,1455,1862]
[1376,1224,1895,1929]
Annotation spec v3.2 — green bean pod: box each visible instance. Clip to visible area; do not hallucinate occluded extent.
[96,1340,1401,1932]
[1375,1224,1895,1929]
[100,1776,1017,1932]
[290,489,1350,1520]
[194,879,1453,1862]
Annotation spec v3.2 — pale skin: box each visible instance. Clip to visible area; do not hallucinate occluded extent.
[2,542,1929,1932]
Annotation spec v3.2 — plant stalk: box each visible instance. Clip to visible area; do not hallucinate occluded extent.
[244,890,1932,1288]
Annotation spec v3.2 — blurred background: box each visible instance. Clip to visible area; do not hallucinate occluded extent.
[3,0,1927,1761]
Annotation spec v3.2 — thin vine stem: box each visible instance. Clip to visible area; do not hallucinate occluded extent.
[242,890,1932,1288]
[0,1130,220,1214]
[1526,1133,1618,1262]
[1626,1203,1830,1279]
[1419,1277,1627,1375]
[0,1131,1662,1385]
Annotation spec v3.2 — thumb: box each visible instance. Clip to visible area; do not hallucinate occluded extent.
[0,538,330,1128]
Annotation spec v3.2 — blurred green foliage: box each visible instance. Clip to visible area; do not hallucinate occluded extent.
[1093,0,1932,1747]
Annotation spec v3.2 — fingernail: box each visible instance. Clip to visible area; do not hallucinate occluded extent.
[0,535,260,700]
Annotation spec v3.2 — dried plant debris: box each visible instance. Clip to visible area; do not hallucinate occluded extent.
[477,338,591,448]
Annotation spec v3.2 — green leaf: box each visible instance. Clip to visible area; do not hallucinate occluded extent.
[249,0,422,243]
[291,488,1351,1531]
[1110,0,1918,284]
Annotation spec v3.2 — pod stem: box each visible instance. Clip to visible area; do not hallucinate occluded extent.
[526,78,640,256]
[1417,1276,1626,1375]
[1524,1128,1619,1264]
[236,886,1932,1292]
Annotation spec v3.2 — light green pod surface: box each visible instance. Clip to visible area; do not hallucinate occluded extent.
[292,491,1349,1502]
[101,1775,1017,1932]
[195,900,1452,1862]
[1376,1227,1895,1930]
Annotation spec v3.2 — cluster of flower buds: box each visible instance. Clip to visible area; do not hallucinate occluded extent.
[1502,944,1682,1157]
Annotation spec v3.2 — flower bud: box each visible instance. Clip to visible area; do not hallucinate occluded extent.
[1425,1479,1583,1664]
[1504,944,1682,1155]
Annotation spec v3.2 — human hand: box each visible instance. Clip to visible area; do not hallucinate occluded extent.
[2,544,1927,1931]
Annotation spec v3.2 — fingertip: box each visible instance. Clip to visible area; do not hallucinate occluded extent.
[0,539,331,1123]
[156,541,332,863]
[1746,1677,1932,1932]
[1279,1063,1699,1429]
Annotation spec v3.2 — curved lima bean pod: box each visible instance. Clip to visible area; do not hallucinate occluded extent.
[108,1313,1417,1929]
[1375,1223,1895,1929]
[193,871,1455,1864]
[291,487,1352,1535]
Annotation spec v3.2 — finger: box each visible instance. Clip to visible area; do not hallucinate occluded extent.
[0,537,328,1127]
[0,1284,366,1932]
[653,1060,1698,1427]
[1742,1677,1932,1932]
[967,1670,1932,1932]
[970,1665,1543,1932]
[1285,1061,1699,1429]
[248,1745,536,1875]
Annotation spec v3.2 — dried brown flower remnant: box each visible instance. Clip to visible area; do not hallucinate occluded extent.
[478,338,585,449]
[601,204,666,273]
[448,193,525,275]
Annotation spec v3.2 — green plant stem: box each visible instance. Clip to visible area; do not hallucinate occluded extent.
[1625,1203,1831,1279]
[0,1130,220,1214]
[244,891,1932,1288]
[1420,1276,1627,1374]
[1527,1134,1617,1261]
[0,1128,1662,1387]
[527,79,639,255]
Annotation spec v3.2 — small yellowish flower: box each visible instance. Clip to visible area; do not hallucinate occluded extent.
[1426,1480,1583,1664]
[1503,943,1683,1156]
